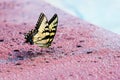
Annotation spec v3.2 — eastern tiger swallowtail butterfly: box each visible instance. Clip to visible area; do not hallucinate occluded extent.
[24,13,58,48]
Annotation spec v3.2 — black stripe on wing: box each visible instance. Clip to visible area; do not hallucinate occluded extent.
[48,14,58,25]
[51,30,56,33]
[41,35,55,40]
[35,13,45,30]
[42,30,50,33]
[41,35,50,40]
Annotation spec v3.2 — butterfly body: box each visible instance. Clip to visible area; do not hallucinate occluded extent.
[25,13,58,48]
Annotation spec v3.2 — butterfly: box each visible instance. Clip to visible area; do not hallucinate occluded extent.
[24,13,58,48]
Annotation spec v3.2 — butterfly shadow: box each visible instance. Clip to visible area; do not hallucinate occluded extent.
[7,46,65,63]
[8,49,45,63]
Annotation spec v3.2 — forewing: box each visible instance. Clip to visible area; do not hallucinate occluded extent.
[33,13,50,47]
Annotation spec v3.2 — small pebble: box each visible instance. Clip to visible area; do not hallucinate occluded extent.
[19,32,22,34]
[45,61,49,63]
[14,50,19,52]
[15,62,21,65]
[87,51,93,54]
[76,45,82,48]
[0,39,4,42]
[79,40,85,42]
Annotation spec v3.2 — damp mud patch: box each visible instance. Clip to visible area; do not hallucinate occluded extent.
[0,47,66,64]
[7,49,44,63]
[0,46,96,64]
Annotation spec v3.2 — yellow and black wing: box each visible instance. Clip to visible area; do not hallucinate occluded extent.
[24,13,58,48]
[33,13,50,47]
[47,14,58,46]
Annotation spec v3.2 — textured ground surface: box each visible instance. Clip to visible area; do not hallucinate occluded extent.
[0,0,120,80]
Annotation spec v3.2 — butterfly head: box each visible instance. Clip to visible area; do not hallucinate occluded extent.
[24,29,34,45]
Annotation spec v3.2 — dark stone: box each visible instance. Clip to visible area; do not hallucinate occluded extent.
[14,49,20,52]
[76,45,82,48]
[87,51,93,54]
[0,39,4,42]
[79,40,85,42]
[15,62,22,65]
[57,46,62,48]
[19,32,22,34]
[45,61,49,63]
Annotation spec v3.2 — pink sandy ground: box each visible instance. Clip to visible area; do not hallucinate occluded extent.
[0,0,120,80]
